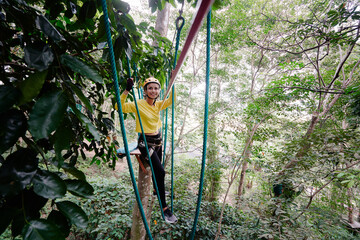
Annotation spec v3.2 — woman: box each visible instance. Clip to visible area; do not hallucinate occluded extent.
[120,77,177,224]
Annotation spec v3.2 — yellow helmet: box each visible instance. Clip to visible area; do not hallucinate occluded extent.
[143,77,161,89]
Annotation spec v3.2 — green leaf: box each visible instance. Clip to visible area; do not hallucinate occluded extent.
[112,0,130,13]
[23,219,65,240]
[56,201,88,228]
[18,70,47,105]
[0,109,27,154]
[60,55,103,84]
[62,164,86,181]
[28,90,68,139]
[72,107,100,140]
[79,1,96,21]
[36,15,65,42]
[347,180,355,188]
[65,179,94,198]
[32,170,66,199]
[54,124,74,168]
[0,85,21,113]
[47,210,70,238]
[68,82,93,113]
[119,14,136,34]
[24,41,54,72]
[0,149,38,197]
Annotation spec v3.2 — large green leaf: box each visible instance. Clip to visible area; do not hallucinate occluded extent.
[112,0,130,13]
[72,107,100,140]
[36,15,65,42]
[56,201,88,229]
[28,90,68,140]
[60,55,103,84]
[23,219,64,240]
[78,0,96,21]
[65,179,94,198]
[68,82,93,113]
[18,70,47,105]
[32,170,66,199]
[0,109,27,154]
[54,124,74,168]
[47,210,70,238]
[24,41,54,72]
[0,149,38,197]
[62,164,86,181]
[0,85,21,113]
[119,14,137,35]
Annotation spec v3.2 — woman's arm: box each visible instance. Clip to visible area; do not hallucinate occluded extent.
[160,86,176,110]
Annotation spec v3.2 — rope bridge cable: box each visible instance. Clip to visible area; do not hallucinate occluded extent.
[99,1,153,239]
[125,56,166,221]
[170,13,185,212]
[190,9,211,240]
[161,72,169,167]
[160,0,215,108]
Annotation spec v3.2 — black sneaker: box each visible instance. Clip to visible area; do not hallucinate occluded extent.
[163,208,177,224]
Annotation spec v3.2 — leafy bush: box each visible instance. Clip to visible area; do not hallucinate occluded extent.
[67,176,135,239]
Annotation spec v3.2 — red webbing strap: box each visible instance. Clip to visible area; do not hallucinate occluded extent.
[161,0,215,105]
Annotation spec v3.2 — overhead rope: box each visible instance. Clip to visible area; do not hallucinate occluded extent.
[190,9,211,240]
[161,0,215,107]
[99,1,153,239]
[169,12,185,211]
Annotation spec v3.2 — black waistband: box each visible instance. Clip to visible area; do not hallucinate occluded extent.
[138,133,162,145]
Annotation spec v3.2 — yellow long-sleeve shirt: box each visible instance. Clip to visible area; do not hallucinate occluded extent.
[120,89,176,133]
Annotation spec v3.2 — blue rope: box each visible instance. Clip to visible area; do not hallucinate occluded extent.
[190,10,211,240]
[100,1,153,239]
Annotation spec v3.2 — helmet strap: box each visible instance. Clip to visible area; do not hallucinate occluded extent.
[144,94,159,105]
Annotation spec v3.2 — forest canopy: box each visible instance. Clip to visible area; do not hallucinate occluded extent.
[0,0,360,239]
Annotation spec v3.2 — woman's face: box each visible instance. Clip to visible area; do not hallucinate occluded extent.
[145,83,160,99]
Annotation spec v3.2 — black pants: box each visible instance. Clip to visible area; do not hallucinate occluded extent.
[138,134,167,209]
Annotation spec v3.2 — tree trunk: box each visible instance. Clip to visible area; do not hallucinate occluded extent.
[237,137,253,200]
[152,3,170,47]
[131,165,152,240]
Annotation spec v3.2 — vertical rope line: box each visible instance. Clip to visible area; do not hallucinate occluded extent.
[170,16,184,211]
[190,9,211,240]
[125,57,165,220]
[100,1,153,239]
[162,72,170,166]
[133,63,141,99]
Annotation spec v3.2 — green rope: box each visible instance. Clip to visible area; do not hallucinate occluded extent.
[190,10,211,240]
[133,63,142,99]
[161,73,169,166]
[125,57,165,220]
[162,73,170,167]
[170,15,185,211]
[100,1,153,239]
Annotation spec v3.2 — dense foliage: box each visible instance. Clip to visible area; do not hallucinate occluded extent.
[1,0,359,239]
